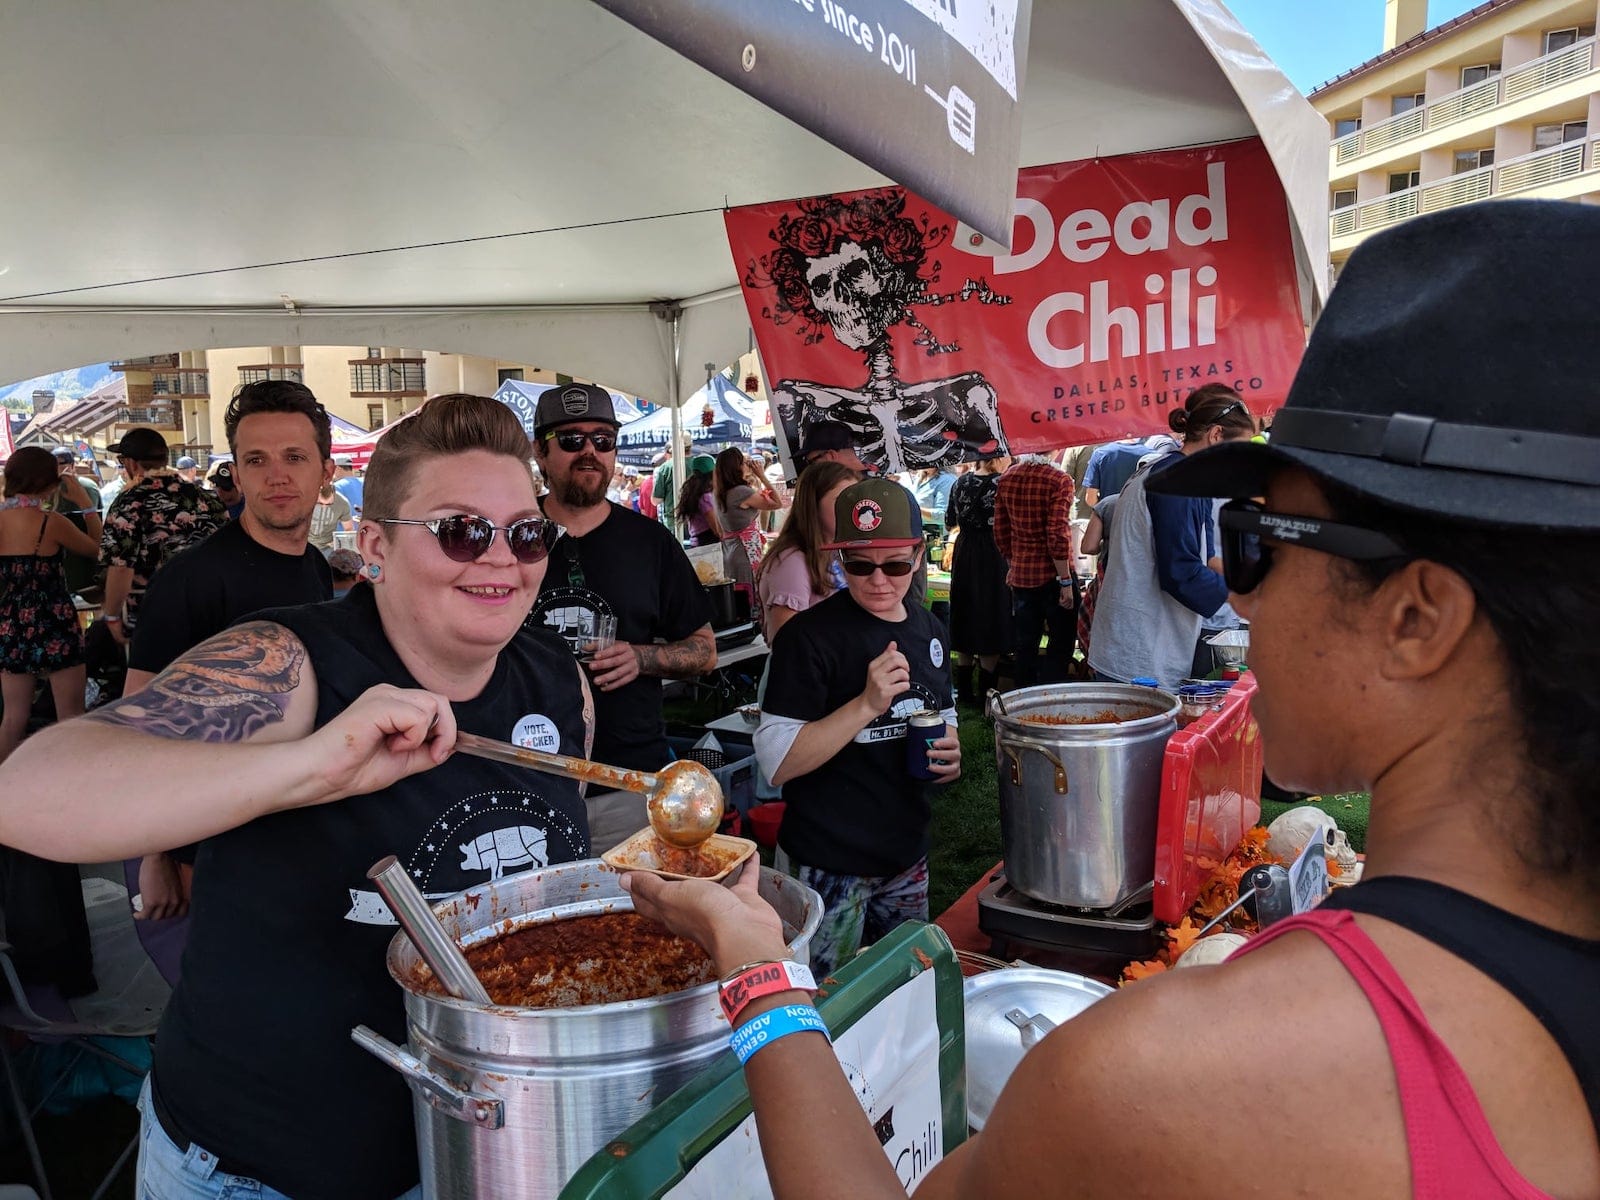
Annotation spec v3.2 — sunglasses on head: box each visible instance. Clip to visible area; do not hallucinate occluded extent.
[1218,499,1407,594]
[839,554,919,578]
[380,514,559,564]
[545,430,616,454]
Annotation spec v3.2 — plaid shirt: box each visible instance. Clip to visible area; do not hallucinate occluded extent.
[993,460,1075,589]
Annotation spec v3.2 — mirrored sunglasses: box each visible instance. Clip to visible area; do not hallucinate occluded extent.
[546,430,617,454]
[839,555,918,578]
[1218,500,1407,594]
[380,514,558,564]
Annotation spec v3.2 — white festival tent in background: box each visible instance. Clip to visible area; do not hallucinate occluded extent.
[0,0,1328,472]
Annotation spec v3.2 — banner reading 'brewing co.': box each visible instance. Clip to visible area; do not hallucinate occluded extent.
[724,137,1307,474]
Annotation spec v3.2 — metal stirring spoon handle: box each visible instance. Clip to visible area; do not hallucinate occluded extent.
[452,731,658,794]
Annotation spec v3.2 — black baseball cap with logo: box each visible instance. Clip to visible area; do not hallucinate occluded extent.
[533,383,620,438]
[210,462,237,490]
[105,428,170,463]
[824,479,923,550]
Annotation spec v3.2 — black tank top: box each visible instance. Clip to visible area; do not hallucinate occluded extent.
[1324,875,1600,1139]
[152,584,591,1200]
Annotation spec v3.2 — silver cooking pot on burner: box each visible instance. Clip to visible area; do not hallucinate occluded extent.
[354,859,822,1199]
[988,683,1179,910]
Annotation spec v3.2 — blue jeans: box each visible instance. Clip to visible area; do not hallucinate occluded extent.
[136,1075,422,1200]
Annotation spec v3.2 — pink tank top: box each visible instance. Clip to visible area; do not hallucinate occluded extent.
[1236,907,1552,1199]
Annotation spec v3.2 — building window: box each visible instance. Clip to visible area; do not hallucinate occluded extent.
[497,368,524,385]
[555,373,573,386]
[1542,26,1594,54]
[1534,121,1588,150]
[1391,91,1425,115]
[1459,63,1500,87]
[1453,148,1494,173]
[1331,188,1357,210]
[1388,170,1420,192]
[1334,116,1362,138]
[367,404,386,430]
[366,347,383,359]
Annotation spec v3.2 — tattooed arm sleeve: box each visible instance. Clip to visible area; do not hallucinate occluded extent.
[634,624,718,680]
[88,620,311,742]
[0,622,322,861]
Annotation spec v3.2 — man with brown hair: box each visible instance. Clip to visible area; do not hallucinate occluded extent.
[125,380,336,919]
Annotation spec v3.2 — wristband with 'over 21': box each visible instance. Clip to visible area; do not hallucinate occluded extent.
[718,959,817,1024]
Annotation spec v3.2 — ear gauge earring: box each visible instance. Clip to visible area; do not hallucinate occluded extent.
[366,564,382,581]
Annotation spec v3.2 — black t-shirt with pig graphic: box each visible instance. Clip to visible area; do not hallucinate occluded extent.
[763,588,952,877]
[150,583,589,1200]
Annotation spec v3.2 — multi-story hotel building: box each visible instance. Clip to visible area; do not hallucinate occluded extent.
[1312,0,1598,273]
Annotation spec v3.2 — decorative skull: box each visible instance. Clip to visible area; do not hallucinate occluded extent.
[1266,805,1339,862]
[1325,827,1362,883]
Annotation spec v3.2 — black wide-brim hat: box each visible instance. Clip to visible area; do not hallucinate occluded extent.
[1147,200,1600,531]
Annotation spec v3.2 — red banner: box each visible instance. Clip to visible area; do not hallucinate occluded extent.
[725,137,1305,473]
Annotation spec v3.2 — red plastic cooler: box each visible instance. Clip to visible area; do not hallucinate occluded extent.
[1152,674,1264,925]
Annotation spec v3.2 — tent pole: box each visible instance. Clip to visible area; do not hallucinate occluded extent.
[659,303,684,535]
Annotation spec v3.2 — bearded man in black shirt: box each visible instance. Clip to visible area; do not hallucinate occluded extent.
[527,383,715,789]
[127,379,336,919]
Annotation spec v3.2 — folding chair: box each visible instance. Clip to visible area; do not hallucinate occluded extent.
[0,873,171,1200]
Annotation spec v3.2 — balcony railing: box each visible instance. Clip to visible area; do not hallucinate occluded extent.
[1504,36,1595,100]
[238,364,305,385]
[151,369,210,398]
[113,403,182,429]
[1332,139,1595,239]
[1330,37,1595,166]
[110,353,179,373]
[1360,106,1426,155]
[349,358,426,396]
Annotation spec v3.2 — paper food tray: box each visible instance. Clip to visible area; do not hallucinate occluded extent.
[601,829,757,883]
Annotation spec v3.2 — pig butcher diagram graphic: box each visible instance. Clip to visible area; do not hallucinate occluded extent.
[343,790,587,925]
[459,825,549,878]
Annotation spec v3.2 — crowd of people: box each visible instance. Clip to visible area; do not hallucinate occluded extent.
[0,201,1593,1199]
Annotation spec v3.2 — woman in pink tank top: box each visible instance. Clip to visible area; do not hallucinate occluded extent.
[617,207,1600,1196]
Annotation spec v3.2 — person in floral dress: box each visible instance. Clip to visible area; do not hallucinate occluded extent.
[0,447,103,764]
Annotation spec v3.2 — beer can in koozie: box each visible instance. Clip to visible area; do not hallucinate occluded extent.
[906,710,943,781]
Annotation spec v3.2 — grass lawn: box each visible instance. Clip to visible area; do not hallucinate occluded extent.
[928,697,1006,916]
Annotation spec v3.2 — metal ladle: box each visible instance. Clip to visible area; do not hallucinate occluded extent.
[453,731,723,848]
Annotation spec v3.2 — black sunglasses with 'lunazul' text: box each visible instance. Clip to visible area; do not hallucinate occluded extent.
[1218,500,1407,594]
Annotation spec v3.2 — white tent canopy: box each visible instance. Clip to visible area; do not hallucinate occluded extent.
[0,0,1327,407]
